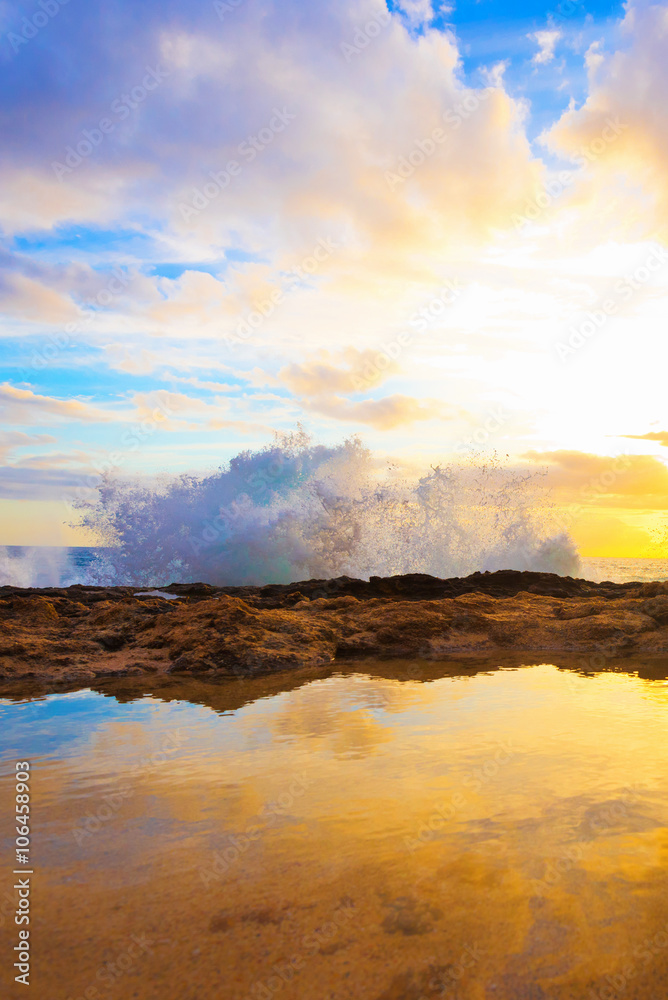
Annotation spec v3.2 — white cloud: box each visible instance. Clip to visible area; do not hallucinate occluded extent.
[530,28,561,65]
[546,2,668,237]
[0,431,57,463]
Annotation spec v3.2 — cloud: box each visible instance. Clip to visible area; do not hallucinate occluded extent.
[530,29,561,66]
[0,169,127,235]
[545,2,668,237]
[0,383,110,426]
[103,347,164,376]
[0,273,79,324]
[147,270,235,337]
[0,465,96,501]
[276,348,463,431]
[0,431,57,463]
[129,389,274,434]
[0,0,562,390]
[619,431,668,447]
[302,393,462,430]
[1,0,666,500]
[279,348,400,396]
[0,251,155,335]
[523,449,668,507]
[167,376,237,393]
[0,0,542,264]
[572,512,655,558]
[394,0,446,28]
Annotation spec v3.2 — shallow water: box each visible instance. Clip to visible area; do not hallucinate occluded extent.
[2,661,668,999]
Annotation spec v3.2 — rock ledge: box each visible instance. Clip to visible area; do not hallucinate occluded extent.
[2,570,668,685]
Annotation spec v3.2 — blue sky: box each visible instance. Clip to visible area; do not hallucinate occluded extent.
[1,0,668,553]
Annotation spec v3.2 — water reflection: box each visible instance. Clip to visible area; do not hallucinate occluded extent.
[1,658,668,999]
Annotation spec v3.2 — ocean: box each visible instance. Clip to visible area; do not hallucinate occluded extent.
[1,545,667,588]
[580,556,668,584]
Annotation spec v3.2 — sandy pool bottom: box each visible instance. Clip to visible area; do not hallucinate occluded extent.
[2,660,668,999]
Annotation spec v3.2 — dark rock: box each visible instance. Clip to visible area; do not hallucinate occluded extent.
[95,631,126,651]
[640,596,668,625]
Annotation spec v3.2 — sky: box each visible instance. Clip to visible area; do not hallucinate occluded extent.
[1,0,667,555]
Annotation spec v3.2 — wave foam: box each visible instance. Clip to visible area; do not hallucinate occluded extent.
[71,431,580,587]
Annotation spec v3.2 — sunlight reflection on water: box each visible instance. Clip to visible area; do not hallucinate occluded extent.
[2,660,668,999]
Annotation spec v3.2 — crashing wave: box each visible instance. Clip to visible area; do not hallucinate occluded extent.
[71,429,580,587]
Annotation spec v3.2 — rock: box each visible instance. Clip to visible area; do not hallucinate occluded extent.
[153,596,337,676]
[1,570,668,688]
[95,631,126,651]
[6,596,59,621]
[640,582,668,597]
[639,596,668,625]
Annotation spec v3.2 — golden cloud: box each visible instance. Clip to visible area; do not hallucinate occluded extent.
[523,449,668,508]
[279,348,401,396]
[620,431,668,447]
[302,393,462,430]
[0,383,111,426]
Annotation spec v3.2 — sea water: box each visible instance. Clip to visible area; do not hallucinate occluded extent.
[2,660,668,999]
[1,546,667,587]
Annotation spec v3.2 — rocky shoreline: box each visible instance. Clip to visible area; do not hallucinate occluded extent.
[2,569,668,690]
